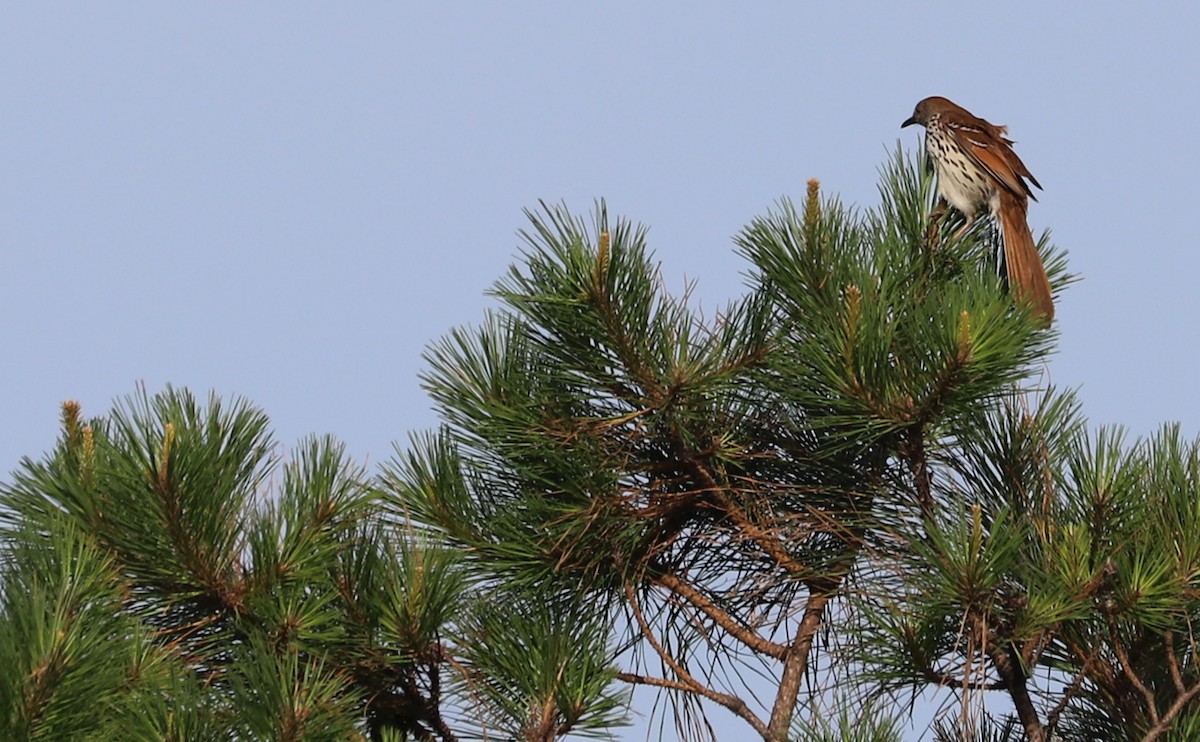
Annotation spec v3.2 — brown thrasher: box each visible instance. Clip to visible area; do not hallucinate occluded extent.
[902,96,1054,322]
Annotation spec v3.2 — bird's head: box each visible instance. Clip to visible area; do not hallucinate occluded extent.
[902,96,953,128]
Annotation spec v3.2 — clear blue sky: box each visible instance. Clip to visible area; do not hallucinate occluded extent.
[2,3,1197,739]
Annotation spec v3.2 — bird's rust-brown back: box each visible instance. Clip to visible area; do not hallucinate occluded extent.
[934,98,1042,202]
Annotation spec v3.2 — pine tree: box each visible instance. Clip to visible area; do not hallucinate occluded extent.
[4,148,1200,741]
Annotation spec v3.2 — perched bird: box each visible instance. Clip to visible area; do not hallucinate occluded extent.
[902,96,1054,322]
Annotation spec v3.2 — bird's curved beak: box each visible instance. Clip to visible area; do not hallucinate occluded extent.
[901,115,917,128]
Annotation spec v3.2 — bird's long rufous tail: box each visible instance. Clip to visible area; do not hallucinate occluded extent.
[996,192,1054,323]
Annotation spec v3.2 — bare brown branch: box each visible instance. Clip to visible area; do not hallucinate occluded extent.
[989,643,1047,742]
[767,585,836,740]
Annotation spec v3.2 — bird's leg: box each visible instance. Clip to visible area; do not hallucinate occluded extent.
[952,214,975,240]
[930,200,976,244]
[928,199,949,245]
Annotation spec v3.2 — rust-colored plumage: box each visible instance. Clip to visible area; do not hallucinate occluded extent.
[903,96,1054,322]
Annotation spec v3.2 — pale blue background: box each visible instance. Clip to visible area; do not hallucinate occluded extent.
[2,3,1196,739]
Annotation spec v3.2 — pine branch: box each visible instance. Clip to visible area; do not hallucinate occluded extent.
[650,572,788,659]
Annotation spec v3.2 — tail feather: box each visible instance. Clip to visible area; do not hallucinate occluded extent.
[996,193,1054,323]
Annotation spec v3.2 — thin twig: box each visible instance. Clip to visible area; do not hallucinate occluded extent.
[621,583,770,738]
[1106,612,1159,726]
[1165,630,1185,695]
